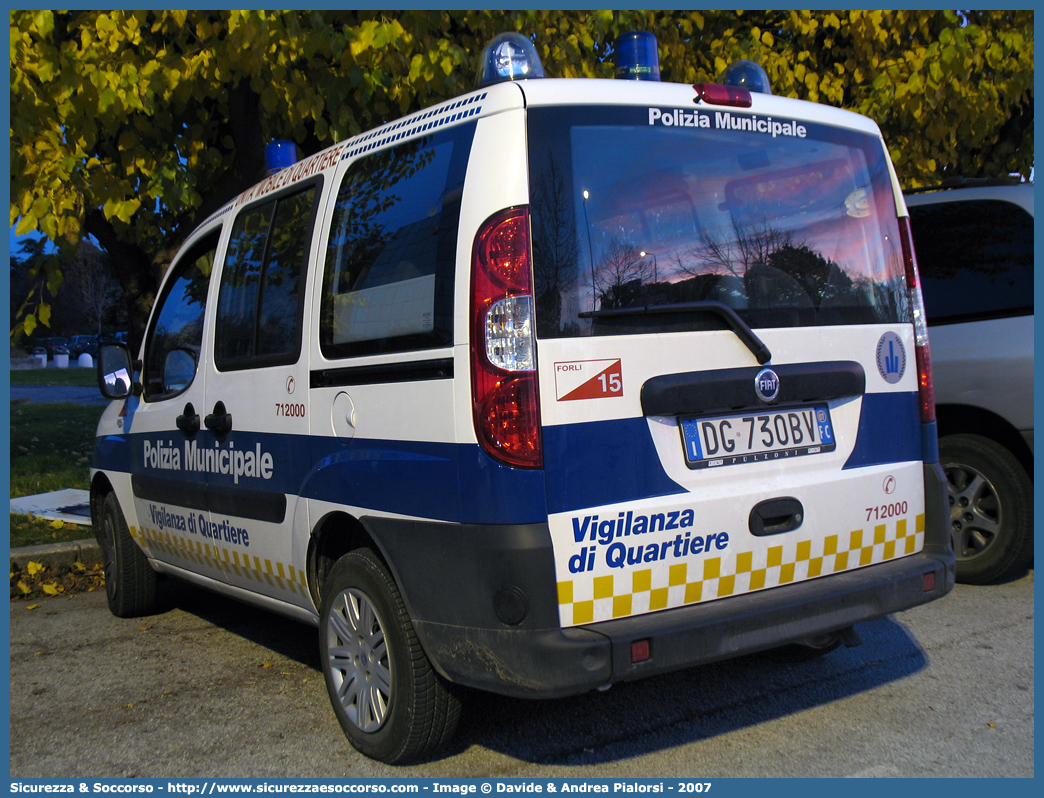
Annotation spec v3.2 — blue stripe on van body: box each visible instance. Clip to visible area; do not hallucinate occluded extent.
[542,418,687,515]
[92,434,134,474]
[542,392,926,515]
[843,391,923,468]
[92,429,548,526]
[93,391,923,527]
[303,436,548,525]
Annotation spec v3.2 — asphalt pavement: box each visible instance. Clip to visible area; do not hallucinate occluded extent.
[8,571,1034,778]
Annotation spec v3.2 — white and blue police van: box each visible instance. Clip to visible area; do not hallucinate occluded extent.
[91,32,955,763]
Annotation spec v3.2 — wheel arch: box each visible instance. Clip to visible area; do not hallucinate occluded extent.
[936,403,1033,479]
[90,470,117,526]
[307,510,388,612]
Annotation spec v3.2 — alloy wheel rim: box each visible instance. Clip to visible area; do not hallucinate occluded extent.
[944,462,1002,561]
[326,587,392,732]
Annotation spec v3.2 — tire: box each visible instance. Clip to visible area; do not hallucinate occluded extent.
[940,433,1033,584]
[96,492,157,617]
[320,549,461,764]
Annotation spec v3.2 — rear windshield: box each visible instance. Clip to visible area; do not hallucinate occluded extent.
[527,105,910,338]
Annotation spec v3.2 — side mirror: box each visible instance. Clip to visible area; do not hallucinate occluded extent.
[97,343,134,399]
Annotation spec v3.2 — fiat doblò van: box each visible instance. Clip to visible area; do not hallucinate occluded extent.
[92,32,954,763]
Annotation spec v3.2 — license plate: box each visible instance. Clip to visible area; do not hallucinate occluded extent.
[680,405,836,469]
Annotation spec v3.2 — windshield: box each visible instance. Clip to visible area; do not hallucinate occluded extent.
[527,105,910,338]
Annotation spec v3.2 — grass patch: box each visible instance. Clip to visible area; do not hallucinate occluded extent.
[10,396,102,579]
[10,401,101,497]
[9,513,93,548]
[10,402,99,549]
[9,367,98,387]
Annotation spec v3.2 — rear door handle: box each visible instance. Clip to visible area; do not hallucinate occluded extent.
[204,401,233,438]
[749,497,804,536]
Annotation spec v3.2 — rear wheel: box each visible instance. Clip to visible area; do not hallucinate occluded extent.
[940,433,1033,584]
[320,548,461,764]
[96,492,157,617]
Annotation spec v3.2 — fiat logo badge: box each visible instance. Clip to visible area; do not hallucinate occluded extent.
[754,368,780,403]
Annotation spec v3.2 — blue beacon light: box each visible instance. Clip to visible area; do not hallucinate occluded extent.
[614,31,660,81]
[265,140,297,176]
[718,60,773,95]
[478,32,546,87]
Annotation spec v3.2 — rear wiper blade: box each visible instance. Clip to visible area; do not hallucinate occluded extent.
[579,301,772,365]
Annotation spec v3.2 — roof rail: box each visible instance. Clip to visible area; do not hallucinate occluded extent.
[904,176,1024,195]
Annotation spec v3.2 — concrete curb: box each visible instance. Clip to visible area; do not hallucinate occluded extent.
[10,539,102,570]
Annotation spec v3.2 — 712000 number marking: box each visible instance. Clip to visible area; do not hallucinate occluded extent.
[275,403,306,418]
[866,501,907,522]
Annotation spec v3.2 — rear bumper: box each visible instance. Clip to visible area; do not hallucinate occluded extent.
[413,549,953,698]
[588,547,952,688]
[366,463,954,699]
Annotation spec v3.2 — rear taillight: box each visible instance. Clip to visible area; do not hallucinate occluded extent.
[898,215,935,424]
[471,207,542,468]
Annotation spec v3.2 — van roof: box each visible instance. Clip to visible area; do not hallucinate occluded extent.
[194,77,886,240]
[514,77,881,136]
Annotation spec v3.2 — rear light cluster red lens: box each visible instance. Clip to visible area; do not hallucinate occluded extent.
[475,209,532,291]
[471,207,543,468]
[914,343,935,423]
[898,215,936,424]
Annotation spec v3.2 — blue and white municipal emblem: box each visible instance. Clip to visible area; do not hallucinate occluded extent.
[876,331,906,384]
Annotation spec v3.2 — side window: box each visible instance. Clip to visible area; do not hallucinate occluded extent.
[215,184,318,369]
[909,199,1033,324]
[142,233,218,401]
[320,123,475,359]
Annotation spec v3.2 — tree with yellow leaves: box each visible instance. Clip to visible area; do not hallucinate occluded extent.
[10,10,1032,338]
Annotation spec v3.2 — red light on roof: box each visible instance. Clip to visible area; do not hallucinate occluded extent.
[693,83,753,108]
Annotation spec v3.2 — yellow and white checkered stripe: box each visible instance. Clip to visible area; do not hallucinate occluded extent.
[130,525,310,598]
[557,514,925,627]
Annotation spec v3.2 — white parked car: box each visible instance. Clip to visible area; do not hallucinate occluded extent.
[905,179,1034,583]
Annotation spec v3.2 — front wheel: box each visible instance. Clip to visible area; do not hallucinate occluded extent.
[319,548,461,764]
[95,492,157,617]
[940,433,1033,584]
